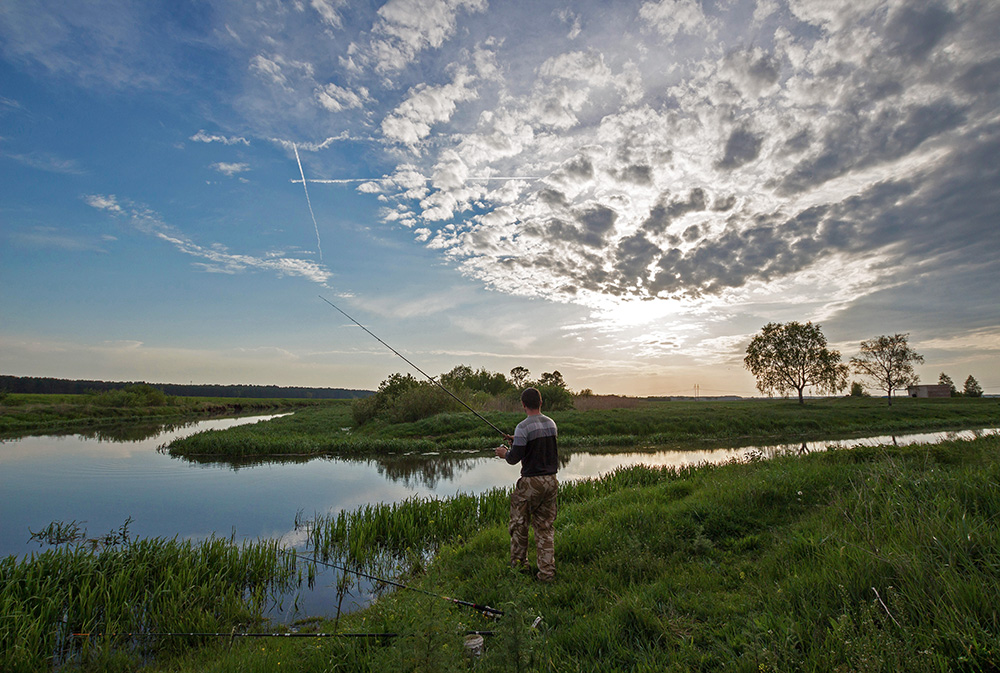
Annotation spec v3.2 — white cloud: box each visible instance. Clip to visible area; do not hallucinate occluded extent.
[84,194,332,285]
[639,0,713,40]
[310,0,345,28]
[190,130,250,146]
[211,162,250,176]
[381,68,478,144]
[315,82,369,112]
[84,194,123,213]
[357,0,488,73]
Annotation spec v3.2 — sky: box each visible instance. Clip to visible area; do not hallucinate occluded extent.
[1,0,998,398]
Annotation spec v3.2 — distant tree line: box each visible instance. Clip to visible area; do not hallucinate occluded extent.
[0,375,371,400]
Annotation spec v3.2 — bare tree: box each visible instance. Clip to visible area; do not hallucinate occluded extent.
[744,322,849,404]
[850,334,924,406]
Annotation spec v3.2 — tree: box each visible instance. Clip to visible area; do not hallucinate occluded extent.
[537,371,566,388]
[849,381,869,397]
[850,334,924,406]
[938,372,957,396]
[744,322,849,404]
[964,375,983,398]
[509,366,530,389]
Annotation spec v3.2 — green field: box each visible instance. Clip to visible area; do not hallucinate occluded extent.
[166,396,1000,459]
[0,391,325,438]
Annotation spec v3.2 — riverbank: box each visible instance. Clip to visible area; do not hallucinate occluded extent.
[110,432,1000,671]
[166,396,1000,459]
[0,392,332,438]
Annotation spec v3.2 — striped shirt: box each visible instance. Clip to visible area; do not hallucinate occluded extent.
[505,413,558,477]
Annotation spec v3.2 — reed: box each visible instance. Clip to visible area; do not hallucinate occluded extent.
[0,534,296,672]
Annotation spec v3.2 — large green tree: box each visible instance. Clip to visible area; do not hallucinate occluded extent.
[850,333,924,406]
[744,322,849,404]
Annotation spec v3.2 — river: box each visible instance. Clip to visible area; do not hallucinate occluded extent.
[2,416,997,620]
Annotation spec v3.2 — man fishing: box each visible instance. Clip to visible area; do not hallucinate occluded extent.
[495,387,558,582]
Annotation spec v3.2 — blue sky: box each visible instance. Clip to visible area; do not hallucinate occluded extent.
[2,0,998,397]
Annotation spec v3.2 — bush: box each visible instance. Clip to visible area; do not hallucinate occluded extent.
[386,385,461,423]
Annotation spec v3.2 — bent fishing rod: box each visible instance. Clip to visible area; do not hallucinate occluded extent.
[293,552,504,617]
[319,295,508,439]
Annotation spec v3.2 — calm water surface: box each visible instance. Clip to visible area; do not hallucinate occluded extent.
[3,417,997,619]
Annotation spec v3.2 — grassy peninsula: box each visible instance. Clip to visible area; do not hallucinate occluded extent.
[166,395,1000,459]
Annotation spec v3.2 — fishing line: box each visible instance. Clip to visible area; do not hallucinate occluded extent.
[293,552,504,617]
[318,294,508,439]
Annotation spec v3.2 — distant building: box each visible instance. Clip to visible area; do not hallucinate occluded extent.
[907,384,952,398]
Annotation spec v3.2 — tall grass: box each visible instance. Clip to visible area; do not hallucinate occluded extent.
[0,535,296,672]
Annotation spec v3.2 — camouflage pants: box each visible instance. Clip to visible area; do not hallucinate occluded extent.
[509,474,558,580]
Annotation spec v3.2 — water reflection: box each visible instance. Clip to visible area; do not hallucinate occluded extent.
[165,427,1000,489]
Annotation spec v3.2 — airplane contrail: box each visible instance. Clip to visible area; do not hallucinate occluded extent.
[292,143,323,261]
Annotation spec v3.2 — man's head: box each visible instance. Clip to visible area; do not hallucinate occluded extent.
[521,387,542,411]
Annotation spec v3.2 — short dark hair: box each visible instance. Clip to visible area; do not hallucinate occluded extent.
[521,387,542,410]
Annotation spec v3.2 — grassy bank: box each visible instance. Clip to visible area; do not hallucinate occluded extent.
[167,396,1000,459]
[0,392,332,438]
[150,433,1000,672]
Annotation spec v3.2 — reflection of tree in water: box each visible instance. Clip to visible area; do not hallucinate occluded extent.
[167,452,316,472]
[372,453,481,489]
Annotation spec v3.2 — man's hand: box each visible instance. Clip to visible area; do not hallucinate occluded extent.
[495,445,509,459]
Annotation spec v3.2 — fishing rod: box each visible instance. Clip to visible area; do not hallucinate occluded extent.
[70,630,494,640]
[318,294,508,439]
[293,552,504,618]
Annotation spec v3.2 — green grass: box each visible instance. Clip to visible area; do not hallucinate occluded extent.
[0,393,333,438]
[167,396,1000,459]
[0,535,297,673]
[140,433,1000,672]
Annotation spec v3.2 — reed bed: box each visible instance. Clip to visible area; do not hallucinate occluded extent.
[0,536,296,672]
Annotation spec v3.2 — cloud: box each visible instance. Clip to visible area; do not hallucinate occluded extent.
[11,226,108,253]
[84,194,332,285]
[190,130,250,146]
[381,68,478,144]
[315,82,369,112]
[4,148,85,174]
[211,162,250,176]
[359,0,488,73]
[639,0,712,39]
